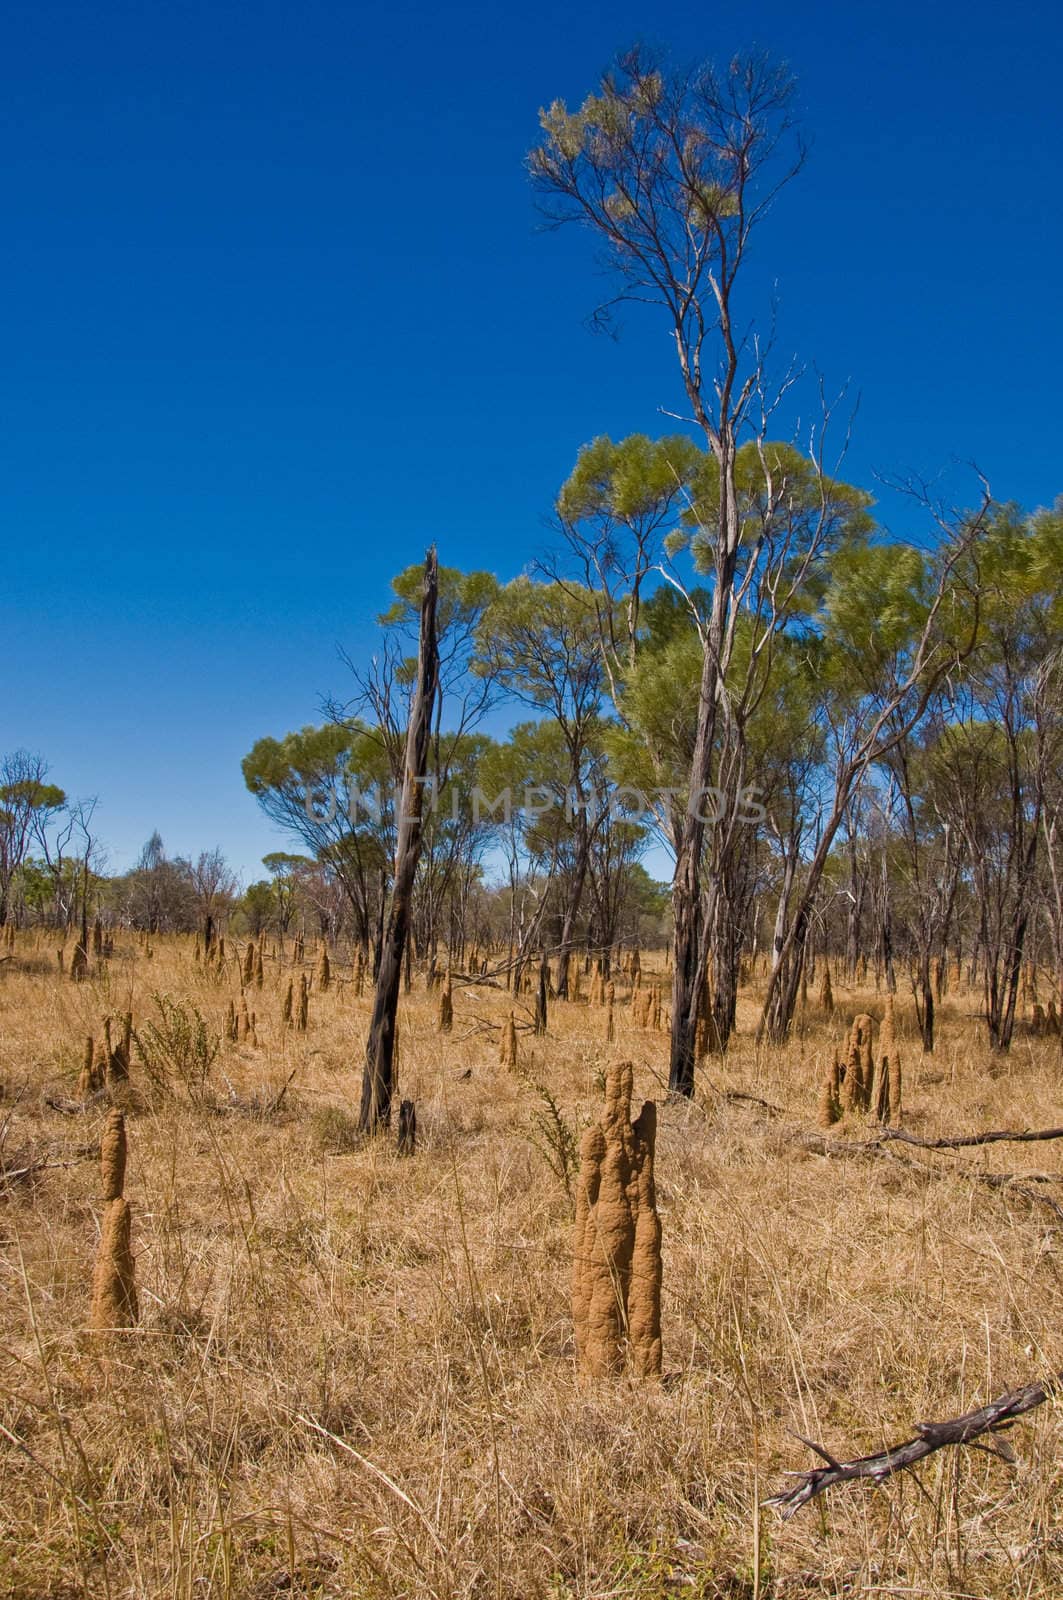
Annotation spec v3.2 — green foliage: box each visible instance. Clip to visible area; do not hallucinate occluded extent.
[134,993,220,1102]
[557,433,701,525]
[0,780,66,814]
[518,1070,580,1205]
[242,722,364,797]
[262,851,312,878]
[820,542,930,685]
[240,879,277,934]
[310,1104,362,1154]
[475,576,607,719]
[666,440,874,587]
[379,562,499,634]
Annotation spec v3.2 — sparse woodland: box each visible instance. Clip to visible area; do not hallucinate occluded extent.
[2,42,1063,1600]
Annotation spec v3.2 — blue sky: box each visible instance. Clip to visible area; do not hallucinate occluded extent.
[3,0,1061,883]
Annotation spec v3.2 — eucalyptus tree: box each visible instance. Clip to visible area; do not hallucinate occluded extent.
[560,434,873,1050]
[415,731,499,961]
[0,751,66,926]
[878,728,962,1050]
[530,48,835,1089]
[243,722,396,952]
[340,563,500,794]
[262,852,312,935]
[475,724,562,980]
[757,508,988,1042]
[922,503,1062,1051]
[476,577,610,995]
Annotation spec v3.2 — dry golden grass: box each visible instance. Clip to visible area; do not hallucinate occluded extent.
[2,932,1063,1598]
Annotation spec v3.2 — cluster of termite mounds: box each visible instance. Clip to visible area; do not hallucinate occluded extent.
[76,1013,133,1099]
[818,996,902,1127]
[572,1060,663,1379]
[1030,1001,1061,1038]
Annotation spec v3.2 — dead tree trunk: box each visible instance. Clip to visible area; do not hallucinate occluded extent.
[359,547,440,1132]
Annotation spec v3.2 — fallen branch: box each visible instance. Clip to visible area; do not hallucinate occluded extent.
[716,1087,784,1117]
[797,1129,1063,1226]
[766,1372,1062,1519]
[877,1124,1063,1151]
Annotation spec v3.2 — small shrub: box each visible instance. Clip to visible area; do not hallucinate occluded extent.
[520,1071,579,1203]
[311,1104,362,1154]
[133,992,219,1102]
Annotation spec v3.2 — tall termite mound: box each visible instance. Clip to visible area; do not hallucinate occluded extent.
[77,1035,102,1099]
[879,994,902,1123]
[107,1012,132,1084]
[819,963,834,1017]
[500,1010,517,1068]
[817,1050,841,1128]
[90,1109,138,1331]
[438,966,453,1033]
[100,1107,127,1201]
[572,1060,662,1379]
[831,1010,899,1123]
[839,1013,875,1115]
[316,941,331,992]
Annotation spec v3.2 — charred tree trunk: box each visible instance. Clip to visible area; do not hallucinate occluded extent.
[359,548,439,1132]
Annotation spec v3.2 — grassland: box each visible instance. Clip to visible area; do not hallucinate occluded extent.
[2,933,1062,1599]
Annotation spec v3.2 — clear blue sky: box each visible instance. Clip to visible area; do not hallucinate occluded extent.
[3,0,1061,882]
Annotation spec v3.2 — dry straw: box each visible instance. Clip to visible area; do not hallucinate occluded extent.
[572,1059,662,1378]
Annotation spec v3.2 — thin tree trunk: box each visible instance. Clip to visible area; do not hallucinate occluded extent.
[359,548,440,1131]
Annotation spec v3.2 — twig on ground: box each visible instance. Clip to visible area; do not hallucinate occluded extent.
[766,1372,1062,1518]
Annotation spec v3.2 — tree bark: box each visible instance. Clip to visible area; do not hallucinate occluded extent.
[359,548,439,1131]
